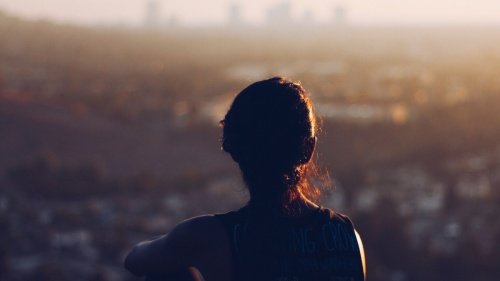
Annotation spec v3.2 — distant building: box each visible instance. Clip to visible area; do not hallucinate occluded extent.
[144,0,160,28]
[228,3,243,25]
[302,10,314,25]
[333,4,347,25]
[267,1,293,25]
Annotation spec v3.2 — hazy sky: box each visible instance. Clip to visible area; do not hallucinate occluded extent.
[0,0,499,26]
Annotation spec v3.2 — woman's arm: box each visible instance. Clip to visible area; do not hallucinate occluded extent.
[124,215,231,280]
[143,268,204,281]
[355,230,366,280]
[124,219,194,276]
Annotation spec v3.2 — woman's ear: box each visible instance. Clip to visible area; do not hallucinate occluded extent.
[300,136,316,164]
[222,136,240,163]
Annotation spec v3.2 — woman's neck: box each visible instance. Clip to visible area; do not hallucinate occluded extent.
[248,193,319,218]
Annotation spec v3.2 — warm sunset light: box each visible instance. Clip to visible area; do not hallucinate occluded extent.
[1,2,499,281]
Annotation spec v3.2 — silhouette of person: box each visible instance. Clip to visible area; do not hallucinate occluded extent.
[124,77,366,281]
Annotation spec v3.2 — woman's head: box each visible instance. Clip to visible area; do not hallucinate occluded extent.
[220,77,322,208]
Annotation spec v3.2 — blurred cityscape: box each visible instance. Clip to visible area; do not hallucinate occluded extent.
[1,9,500,281]
[142,0,348,28]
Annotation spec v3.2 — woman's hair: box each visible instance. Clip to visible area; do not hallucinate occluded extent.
[220,77,325,214]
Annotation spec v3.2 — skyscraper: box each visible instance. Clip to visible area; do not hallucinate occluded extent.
[267,2,293,25]
[144,0,160,27]
[333,4,347,25]
[229,3,242,25]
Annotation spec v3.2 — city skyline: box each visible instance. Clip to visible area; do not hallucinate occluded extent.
[1,0,500,27]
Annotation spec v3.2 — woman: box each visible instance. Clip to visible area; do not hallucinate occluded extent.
[124,77,366,281]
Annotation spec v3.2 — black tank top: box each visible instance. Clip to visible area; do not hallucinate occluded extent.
[215,206,364,281]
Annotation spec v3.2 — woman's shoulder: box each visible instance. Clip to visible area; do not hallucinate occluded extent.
[171,214,227,242]
[171,214,232,280]
[317,206,356,226]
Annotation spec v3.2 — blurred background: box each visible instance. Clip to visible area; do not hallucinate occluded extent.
[1,1,500,280]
